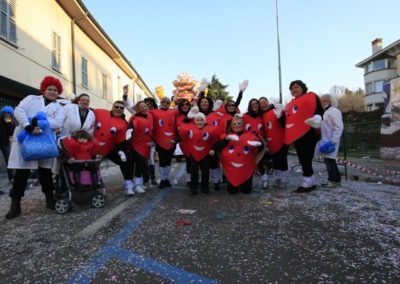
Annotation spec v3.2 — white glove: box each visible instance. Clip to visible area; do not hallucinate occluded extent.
[305,114,322,129]
[213,99,223,111]
[187,105,199,119]
[273,103,284,118]
[239,80,249,92]
[126,128,133,140]
[118,150,127,162]
[199,78,208,92]
[247,140,262,147]
[225,134,239,141]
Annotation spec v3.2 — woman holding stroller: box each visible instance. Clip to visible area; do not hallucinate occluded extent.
[5,76,65,219]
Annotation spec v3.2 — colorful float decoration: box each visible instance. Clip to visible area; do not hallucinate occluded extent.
[172,72,199,102]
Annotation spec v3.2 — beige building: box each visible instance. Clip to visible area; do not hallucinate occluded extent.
[356,38,400,111]
[0,0,154,109]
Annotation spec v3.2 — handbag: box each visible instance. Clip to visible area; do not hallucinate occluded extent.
[21,129,59,161]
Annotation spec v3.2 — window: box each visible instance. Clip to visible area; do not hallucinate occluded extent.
[389,58,396,69]
[373,59,385,70]
[81,57,88,88]
[52,32,61,71]
[366,82,373,94]
[0,0,17,44]
[102,73,107,98]
[374,80,384,93]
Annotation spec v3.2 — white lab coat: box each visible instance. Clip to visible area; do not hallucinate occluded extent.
[315,106,344,159]
[8,95,65,169]
[60,103,95,137]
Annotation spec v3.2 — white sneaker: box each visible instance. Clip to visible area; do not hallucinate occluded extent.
[261,174,269,190]
[134,185,146,194]
[126,188,135,196]
[124,180,135,196]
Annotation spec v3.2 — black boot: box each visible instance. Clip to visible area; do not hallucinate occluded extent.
[5,197,21,219]
[189,186,197,196]
[45,192,55,210]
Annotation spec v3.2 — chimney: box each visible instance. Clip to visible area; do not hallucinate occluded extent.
[372,38,382,54]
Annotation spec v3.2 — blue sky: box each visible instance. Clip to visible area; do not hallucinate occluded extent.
[82,0,399,108]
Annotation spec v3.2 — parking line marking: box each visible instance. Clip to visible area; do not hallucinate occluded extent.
[113,247,219,284]
[75,197,140,238]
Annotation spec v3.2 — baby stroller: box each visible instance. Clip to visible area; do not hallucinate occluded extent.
[54,158,106,214]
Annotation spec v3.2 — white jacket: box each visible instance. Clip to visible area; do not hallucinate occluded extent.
[60,103,95,137]
[315,106,344,159]
[8,95,65,169]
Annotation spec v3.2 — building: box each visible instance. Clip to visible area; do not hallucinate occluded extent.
[0,0,155,173]
[0,0,154,109]
[356,38,400,111]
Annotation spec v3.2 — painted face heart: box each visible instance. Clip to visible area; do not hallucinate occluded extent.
[151,108,176,150]
[285,92,317,145]
[221,132,260,187]
[179,123,217,161]
[262,110,285,154]
[93,109,127,156]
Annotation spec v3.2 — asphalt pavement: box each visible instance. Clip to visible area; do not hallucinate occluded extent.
[0,157,399,283]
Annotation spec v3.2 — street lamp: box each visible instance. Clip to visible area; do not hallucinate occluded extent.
[275,0,283,104]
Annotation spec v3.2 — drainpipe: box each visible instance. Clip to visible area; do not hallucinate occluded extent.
[71,14,87,95]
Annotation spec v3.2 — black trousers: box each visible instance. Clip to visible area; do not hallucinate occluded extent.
[257,152,272,175]
[324,158,341,182]
[1,144,14,180]
[189,156,210,190]
[227,176,253,194]
[104,147,133,180]
[272,145,289,171]
[10,167,54,198]
[156,145,175,167]
[294,129,319,177]
[132,150,147,178]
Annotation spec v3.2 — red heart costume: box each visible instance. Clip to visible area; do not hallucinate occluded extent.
[93,109,128,156]
[220,132,261,187]
[61,137,99,160]
[243,113,264,137]
[128,114,153,159]
[284,92,317,145]
[262,109,284,155]
[178,123,218,162]
[150,108,176,150]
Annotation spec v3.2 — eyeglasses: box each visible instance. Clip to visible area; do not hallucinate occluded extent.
[113,106,124,110]
[161,101,171,104]
[227,104,235,107]
[182,103,190,106]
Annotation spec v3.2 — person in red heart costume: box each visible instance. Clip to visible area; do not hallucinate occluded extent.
[261,98,289,189]
[126,101,153,194]
[284,80,323,193]
[61,130,101,188]
[215,115,265,194]
[242,98,270,189]
[93,101,134,195]
[179,112,219,196]
[174,98,192,184]
[150,96,177,189]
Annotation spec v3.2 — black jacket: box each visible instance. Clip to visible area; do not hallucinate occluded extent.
[0,116,15,147]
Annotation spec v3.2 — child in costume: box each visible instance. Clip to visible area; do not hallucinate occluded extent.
[179,112,219,196]
[61,130,101,189]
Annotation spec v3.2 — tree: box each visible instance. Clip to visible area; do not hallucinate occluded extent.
[337,88,365,112]
[206,75,232,102]
[329,85,345,98]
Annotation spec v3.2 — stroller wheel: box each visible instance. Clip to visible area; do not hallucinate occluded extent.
[55,199,72,214]
[91,194,106,208]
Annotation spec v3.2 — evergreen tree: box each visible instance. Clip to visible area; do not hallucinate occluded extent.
[206,75,232,102]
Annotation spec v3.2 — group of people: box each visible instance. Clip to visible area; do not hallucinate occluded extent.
[1,75,344,219]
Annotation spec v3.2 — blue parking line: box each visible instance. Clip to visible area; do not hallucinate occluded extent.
[114,247,219,284]
[67,188,219,284]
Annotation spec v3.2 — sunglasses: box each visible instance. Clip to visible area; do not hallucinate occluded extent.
[113,106,124,110]
[227,104,235,107]
[161,101,170,104]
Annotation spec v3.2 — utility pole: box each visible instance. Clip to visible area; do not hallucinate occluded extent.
[275,0,283,103]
